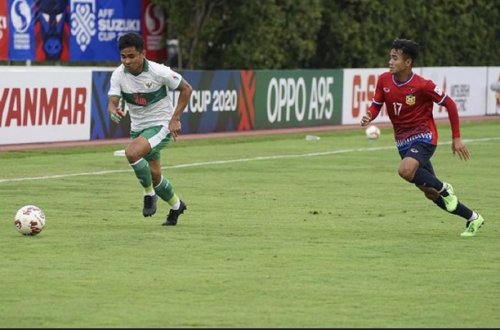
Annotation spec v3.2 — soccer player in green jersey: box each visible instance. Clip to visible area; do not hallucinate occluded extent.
[107,32,192,226]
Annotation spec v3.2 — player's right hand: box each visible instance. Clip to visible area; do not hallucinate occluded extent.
[109,108,125,124]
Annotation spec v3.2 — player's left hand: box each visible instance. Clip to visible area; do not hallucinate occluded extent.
[451,137,470,161]
[169,118,181,141]
[360,111,372,127]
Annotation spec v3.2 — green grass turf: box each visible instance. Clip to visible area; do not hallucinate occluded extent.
[0,120,499,328]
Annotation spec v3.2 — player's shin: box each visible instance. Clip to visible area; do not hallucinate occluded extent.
[433,197,474,220]
[131,158,153,191]
[412,168,444,191]
[154,176,179,207]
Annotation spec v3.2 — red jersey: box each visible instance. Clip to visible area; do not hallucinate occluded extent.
[368,71,460,151]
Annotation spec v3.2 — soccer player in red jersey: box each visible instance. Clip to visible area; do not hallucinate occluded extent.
[360,38,484,237]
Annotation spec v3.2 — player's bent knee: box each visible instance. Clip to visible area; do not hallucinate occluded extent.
[398,168,414,182]
[125,150,140,163]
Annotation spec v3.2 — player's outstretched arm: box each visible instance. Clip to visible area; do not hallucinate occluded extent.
[441,97,470,160]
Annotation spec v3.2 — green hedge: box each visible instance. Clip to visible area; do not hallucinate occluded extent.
[157,0,500,69]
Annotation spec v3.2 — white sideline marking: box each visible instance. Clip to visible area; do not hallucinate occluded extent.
[1,137,499,184]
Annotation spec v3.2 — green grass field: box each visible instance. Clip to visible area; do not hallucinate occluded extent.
[1,120,499,328]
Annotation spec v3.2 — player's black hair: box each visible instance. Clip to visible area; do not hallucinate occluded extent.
[392,38,419,62]
[118,32,144,52]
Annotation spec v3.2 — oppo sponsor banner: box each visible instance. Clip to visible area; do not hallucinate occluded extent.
[0,0,8,60]
[0,68,92,145]
[69,0,141,61]
[254,70,343,129]
[421,67,486,118]
[486,67,500,115]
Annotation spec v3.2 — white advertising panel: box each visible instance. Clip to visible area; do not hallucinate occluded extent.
[486,67,500,115]
[420,67,487,118]
[0,68,92,145]
[342,67,488,125]
[342,68,389,125]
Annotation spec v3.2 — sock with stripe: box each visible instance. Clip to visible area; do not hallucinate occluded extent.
[154,176,180,209]
[130,158,154,194]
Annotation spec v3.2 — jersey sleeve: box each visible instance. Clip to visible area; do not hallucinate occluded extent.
[424,80,461,138]
[368,74,385,119]
[108,70,122,98]
[423,80,447,104]
[158,65,183,90]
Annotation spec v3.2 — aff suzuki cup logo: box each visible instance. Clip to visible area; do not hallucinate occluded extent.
[70,0,96,51]
[10,0,32,33]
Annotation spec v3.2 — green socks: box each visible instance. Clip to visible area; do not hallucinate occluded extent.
[130,158,153,192]
[154,176,179,207]
[131,161,178,205]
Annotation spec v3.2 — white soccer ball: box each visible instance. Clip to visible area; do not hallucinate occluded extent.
[365,125,381,140]
[14,205,46,236]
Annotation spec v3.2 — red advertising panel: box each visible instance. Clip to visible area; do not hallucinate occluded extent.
[0,0,9,60]
[141,0,166,62]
